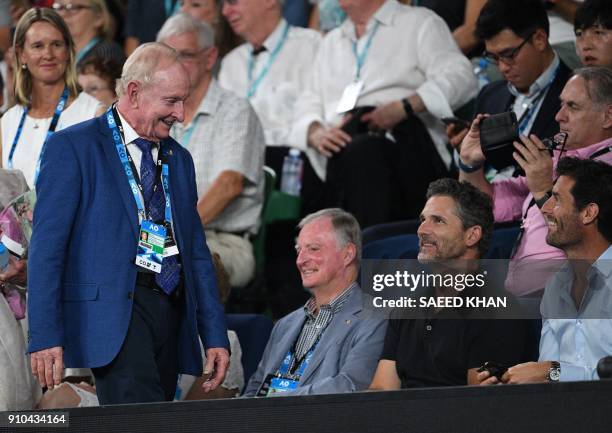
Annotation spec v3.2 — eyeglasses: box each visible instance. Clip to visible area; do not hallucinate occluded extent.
[52,3,93,13]
[177,48,208,61]
[482,32,535,65]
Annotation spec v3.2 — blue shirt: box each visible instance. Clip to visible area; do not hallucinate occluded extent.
[539,245,612,380]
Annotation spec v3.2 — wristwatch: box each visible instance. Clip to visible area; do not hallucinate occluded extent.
[547,361,561,382]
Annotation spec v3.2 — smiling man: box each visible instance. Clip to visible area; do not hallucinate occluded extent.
[243,208,386,397]
[460,66,612,296]
[158,13,265,289]
[369,179,528,390]
[27,42,230,405]
[478,158,612,384]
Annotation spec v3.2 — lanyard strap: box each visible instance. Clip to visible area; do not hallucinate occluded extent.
[351,21,380,81]
[176,113,202,149]
[164,0,179,17]
[514,64,560,135]
[75,37,100,63]
[247,22,291,99]
[8,87,69,185]
[106,107,173,224]
[278,342,318,378]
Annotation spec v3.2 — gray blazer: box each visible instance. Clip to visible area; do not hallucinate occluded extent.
[243,286,387,396]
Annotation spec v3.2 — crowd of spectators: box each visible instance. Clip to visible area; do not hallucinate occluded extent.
[0,0,611,415]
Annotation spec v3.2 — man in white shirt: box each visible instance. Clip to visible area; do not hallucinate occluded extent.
[158,13,266,288]
[219,0,324,214]
[289,0,477,228]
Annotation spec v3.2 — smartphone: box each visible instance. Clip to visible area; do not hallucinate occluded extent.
[441,116,470,129]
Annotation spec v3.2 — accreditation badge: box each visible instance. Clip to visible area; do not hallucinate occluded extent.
[268,377,299,395]
[135,220,166,273]
[336,81,364,113]
[256,374,298,397]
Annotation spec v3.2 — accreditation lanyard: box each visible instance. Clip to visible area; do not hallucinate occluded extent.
[75,37,100,63]
[175,114,202,149]
[105,107,173,226]
[165,0,179,17]
[246,22,290,99]
[351,21,380,80]
[8,87,69,185]
[277,338,319,379]
[514,64,560,135]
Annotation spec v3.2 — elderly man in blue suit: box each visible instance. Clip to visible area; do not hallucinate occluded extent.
[244,208,387,397]
[27,42,230,405]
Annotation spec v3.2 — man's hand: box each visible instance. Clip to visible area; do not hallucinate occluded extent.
[459,114,488,167]
[0,256,27,286]
[308,123,352,157]
[501,361,551,384]
[31,346,64,390]
[476,369,502,385]
[446,123,469,151]
[361,100,407,131]
[512,135,554,198]
[201,347,230,393]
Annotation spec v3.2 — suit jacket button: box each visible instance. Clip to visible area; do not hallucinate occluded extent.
[127,291,133,300]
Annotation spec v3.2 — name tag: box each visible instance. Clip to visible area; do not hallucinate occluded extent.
[336,81,364,113]
[257,374,299,397]
[136,220,166,273]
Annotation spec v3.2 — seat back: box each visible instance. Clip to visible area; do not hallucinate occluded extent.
[226,313,274,389]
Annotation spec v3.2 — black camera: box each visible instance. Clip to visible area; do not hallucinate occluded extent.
[480,112,568,172]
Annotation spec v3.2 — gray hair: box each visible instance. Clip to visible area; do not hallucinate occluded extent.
[298,208,362,266]
[574,66,612,108]
[116,42,181,97]
[156,12,215,50]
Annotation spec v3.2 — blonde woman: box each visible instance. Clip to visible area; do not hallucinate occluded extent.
[0,7,104,188]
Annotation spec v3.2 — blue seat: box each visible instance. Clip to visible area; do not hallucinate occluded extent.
[226,313,274,389]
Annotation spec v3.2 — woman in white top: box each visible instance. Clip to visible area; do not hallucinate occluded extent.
[0,7,104,189]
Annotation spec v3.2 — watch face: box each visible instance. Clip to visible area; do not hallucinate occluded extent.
[549,368,561,382]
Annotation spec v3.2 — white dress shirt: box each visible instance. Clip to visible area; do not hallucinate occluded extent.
[218,19,322,169]
[288,1,477,180]
[115,109,158,222]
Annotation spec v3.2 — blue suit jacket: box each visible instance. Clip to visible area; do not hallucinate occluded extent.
[243,286,387,396]
[27,115,229,375]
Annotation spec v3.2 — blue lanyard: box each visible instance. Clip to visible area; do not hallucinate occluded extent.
[8,87,69,185]
[105,108,173,225]
[164,0,179,17]
[75,37,100,63]
[176,114,201,149]
[246,22,290,99]
[278,344,317,378]
[516,64,560,135]
[351,21,380,80]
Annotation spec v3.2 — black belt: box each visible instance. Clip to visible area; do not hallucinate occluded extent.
[136,272,183,302]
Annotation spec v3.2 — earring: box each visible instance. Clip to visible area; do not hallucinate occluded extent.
[21,63,27,70]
